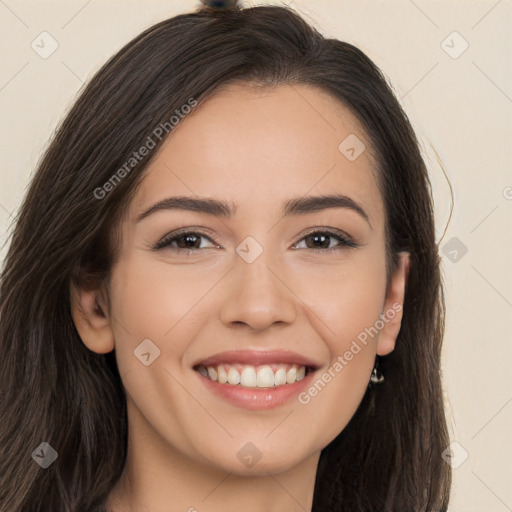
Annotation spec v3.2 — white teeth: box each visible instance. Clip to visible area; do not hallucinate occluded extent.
[286,366,297,384]
[199,363,311,388]
[227,367,241,385]
[207,367,218,381]
[240,366,257,387]
[274,367,287,386]
[256,365,275,388]
[217,365,228,384]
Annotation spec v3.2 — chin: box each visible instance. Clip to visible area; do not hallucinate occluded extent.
[196,440,316,477]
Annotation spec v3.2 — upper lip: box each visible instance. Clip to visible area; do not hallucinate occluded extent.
[193,350,321,369]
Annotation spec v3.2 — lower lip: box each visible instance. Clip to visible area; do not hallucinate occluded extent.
[195,370,316,410]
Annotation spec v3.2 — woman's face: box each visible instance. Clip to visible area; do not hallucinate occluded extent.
[82,83,407,476]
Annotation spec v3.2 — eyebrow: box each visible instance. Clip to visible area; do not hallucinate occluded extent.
[136,193,371,227]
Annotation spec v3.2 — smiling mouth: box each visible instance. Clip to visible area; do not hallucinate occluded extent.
[194,363,316,388]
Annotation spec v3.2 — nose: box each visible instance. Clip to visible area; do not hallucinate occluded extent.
[218,247,297,332]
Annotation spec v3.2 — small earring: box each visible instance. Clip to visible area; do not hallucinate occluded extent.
[369,357,384,387]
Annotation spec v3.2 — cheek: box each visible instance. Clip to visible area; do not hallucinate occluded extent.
[107,250,224,375]
[107,262,168,373]
[287,247,387,436]
[110,254,206,330]
[106,255,218,454]
[291,243,388,350]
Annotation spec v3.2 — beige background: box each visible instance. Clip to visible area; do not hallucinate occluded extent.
[0,1,511,510]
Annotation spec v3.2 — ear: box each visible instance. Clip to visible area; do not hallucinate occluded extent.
[69,277,115,354]
[376,252,410,356]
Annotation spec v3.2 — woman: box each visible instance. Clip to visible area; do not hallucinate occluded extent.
[0,1,451,511]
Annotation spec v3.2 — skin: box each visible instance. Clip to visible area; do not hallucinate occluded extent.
[71,83,409,512]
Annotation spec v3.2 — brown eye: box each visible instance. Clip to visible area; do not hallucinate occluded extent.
[154,231,218,252]
[174,233,202,249]
[293,229,358,253]
[304,233,333,249]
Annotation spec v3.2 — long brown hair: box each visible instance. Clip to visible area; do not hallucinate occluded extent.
[0,4,451,511]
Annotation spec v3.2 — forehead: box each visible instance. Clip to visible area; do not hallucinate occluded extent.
[129,83,384,228]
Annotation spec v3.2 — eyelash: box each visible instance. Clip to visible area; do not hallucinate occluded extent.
[153,228,359,254]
